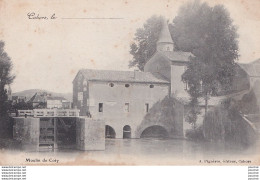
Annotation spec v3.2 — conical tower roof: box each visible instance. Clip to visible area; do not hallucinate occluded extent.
[157,18,173,44]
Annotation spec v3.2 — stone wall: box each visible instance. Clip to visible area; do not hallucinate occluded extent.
[76,117,105,150]
[135,96,184,138]
[144,53,171,80]
[170,63,189,97]
[13,117,40,151]
[87,81,169,138]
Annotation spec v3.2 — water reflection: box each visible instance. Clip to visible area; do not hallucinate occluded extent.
[17,137,259,165]
[53,137,260,162]
[101,138,259,159]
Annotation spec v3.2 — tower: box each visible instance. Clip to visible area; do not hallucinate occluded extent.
[144,17,193,98]
[156,19,174,52]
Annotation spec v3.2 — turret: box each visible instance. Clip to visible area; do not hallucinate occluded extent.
[156,19,174,52]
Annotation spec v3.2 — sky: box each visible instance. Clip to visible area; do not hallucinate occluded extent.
[0,0,260,93]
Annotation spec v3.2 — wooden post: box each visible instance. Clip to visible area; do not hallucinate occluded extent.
[54,117,57,151]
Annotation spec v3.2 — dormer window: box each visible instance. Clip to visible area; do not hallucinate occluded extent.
[109,83,114,87]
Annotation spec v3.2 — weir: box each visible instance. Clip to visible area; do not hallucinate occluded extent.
[13,109,105,151]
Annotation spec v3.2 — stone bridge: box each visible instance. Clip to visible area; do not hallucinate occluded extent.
[136,97,184,138]
[105,96,185,139]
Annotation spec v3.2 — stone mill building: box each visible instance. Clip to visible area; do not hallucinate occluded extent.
[72,17,260,139]
[73,19,193,139]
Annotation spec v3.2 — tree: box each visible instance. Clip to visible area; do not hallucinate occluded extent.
[12,101,33,111]
[129,15,164,71]
[0,41,15,137]
[170,1,239,122]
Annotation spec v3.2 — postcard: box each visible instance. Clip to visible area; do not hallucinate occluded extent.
[0,0,259,165]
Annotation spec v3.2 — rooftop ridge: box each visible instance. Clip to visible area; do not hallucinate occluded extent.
[76,68,170,84]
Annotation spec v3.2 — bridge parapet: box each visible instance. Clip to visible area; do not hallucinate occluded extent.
[18,109,80,117]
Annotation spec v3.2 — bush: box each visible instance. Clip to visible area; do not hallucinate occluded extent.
[203,106,229,141]
[203,98,257,147]
[185,126,204,141]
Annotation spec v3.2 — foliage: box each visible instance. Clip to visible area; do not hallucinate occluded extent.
[232,86,260,115]
[0,41,15,137]
[185,97,201,129]
[185,125,204,141]
[203,104,230,141]
[11,101,33,111]
[0,41,15,89]
[129,15,164,71]
[203,98,257,146]
[128,1,240,131]
[170,1,239,125]
[0,41,15,114]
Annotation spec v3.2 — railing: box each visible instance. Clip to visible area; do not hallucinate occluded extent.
[244,114,260,123]
[17,109,80,117]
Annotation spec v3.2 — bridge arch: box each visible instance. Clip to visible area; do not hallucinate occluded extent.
[123,125,131,139]
[105,125,116,138]
[139,125,169,138]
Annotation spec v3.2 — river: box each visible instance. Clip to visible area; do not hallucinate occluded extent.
[51,138,260,165]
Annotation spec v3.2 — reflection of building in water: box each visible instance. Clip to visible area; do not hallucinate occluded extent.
[73,18,260,139]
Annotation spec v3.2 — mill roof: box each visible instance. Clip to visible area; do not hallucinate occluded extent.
[74,69,170,84]
[147,50,193,65]
[159,51,193,62]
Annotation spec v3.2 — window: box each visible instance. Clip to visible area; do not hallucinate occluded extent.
[145,103,149,113]
[124,103,129,112]
[184,82,188,90]
[167,46,170,51]
[83,80,87,86]
[109,83,114,87]
[98,103,103,112]
[78,92,83,100]
[125,84,130,88]
[149,84,154,88]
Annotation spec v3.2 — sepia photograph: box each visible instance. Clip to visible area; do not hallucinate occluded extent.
[0,0,259,165]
